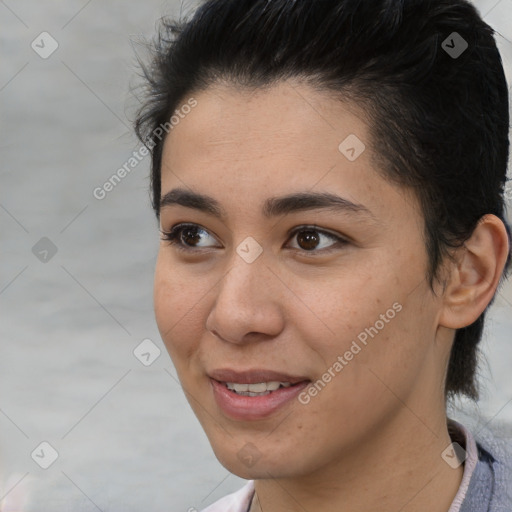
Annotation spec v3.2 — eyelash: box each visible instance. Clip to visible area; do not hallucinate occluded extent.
[159,223,349,255]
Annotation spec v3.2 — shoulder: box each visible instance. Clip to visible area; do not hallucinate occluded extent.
[472,423,512,510]
[200,480,255,512]
[456,419,512,511]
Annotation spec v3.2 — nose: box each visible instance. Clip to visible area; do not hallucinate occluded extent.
[205,251,285,345]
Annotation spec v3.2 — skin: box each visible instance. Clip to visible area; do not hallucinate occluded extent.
[153,80,509,512]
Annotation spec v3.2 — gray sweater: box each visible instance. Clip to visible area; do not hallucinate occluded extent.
[457,421,512,511]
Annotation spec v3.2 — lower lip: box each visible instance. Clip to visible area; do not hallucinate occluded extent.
[210,378,310,421]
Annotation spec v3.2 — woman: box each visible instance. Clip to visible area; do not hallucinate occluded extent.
[134,0,512,510]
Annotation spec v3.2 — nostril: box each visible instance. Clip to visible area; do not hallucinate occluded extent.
[210,329,237,344]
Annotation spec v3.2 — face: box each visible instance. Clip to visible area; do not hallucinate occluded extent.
[154,80,449,479]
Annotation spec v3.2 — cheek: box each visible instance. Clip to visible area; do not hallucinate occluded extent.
[331,284,436,404]
[300,259,431,383]
[293,268,384,355]
[153,253,208,362]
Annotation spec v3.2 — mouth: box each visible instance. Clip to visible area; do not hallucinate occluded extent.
[222,381,296,396]
[209,368,310,385]
[208,368,311,420]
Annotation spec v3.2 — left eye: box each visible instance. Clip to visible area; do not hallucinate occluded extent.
[287,226,346,252]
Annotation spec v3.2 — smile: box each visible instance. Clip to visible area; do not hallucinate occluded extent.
[224,381,293,396]
[209,372,310,420]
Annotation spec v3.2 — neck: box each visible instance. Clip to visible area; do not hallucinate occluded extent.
[249,409,464,512]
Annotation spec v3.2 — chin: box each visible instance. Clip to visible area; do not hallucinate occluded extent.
[210,440,312,480]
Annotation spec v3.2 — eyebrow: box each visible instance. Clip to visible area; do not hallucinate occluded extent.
[159,187,374,220]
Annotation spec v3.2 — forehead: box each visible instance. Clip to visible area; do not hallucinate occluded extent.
[164,81,369,165]
[159,80,419,230]
[162,81,372,190]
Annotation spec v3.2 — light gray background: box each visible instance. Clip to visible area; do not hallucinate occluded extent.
[1,1,512,510]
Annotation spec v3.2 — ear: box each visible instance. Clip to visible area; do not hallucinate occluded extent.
[439,214,510,329]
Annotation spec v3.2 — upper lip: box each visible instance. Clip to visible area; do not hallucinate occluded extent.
[209,368,310,385]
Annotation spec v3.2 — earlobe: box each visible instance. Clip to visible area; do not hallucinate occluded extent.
[439,214,510,330]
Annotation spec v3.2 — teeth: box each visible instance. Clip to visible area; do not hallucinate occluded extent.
[227,383,249,392]
[225,381,293,394]
[264,382,280,391]
[250,382,273,392]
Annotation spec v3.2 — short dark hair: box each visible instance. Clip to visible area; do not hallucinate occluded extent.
[134,0,511,400]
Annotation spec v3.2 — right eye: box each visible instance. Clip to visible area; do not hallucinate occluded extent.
[160,223,221,253]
